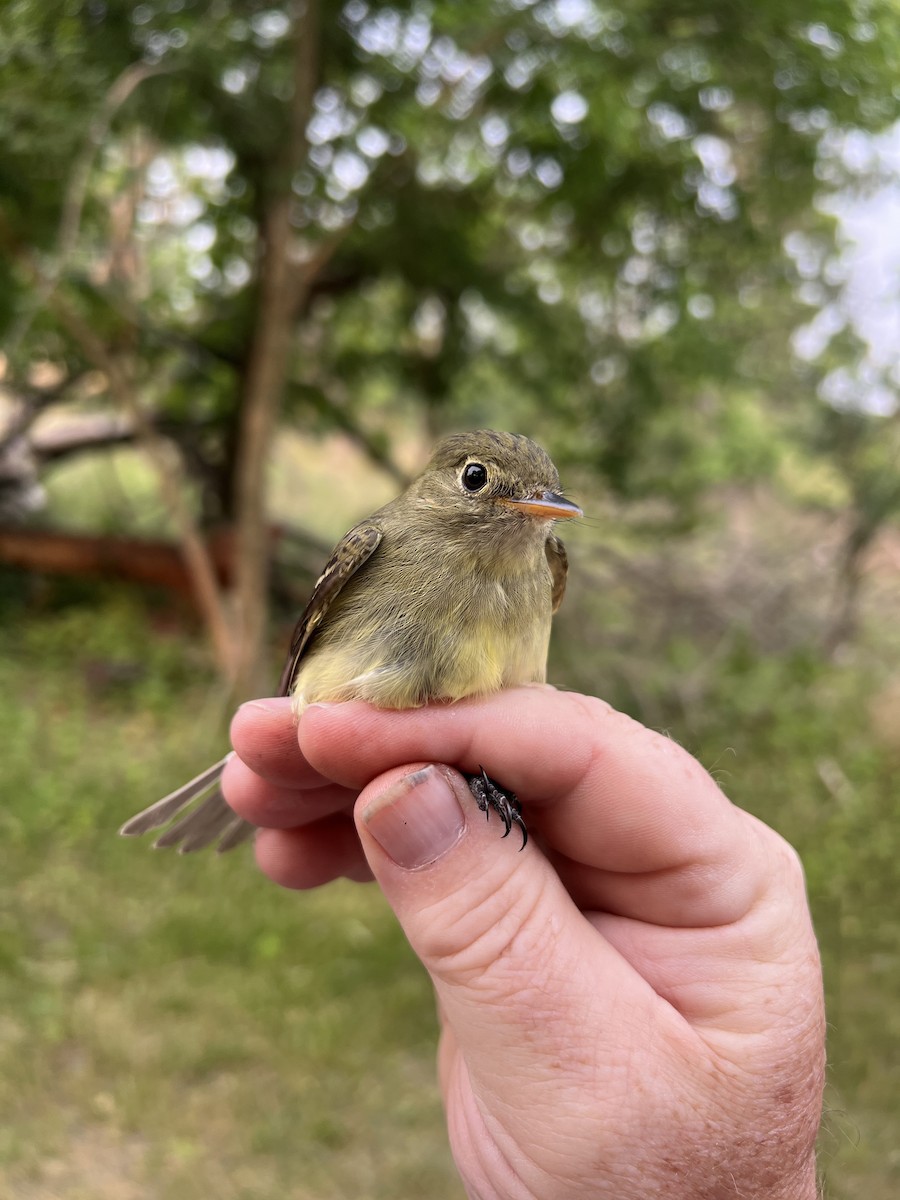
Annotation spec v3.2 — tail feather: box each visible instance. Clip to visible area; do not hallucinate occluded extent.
[153,785,232,850]
[119,754,254,854]
[216,817,257,854]
[119,757,231,836]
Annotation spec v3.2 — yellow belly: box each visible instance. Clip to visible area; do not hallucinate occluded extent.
[291,611,550,715]
[290,527,556,717]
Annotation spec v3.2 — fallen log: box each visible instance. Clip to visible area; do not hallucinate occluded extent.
[0,525,240,597]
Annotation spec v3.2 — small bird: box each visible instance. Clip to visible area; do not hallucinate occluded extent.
[120,430,581,853]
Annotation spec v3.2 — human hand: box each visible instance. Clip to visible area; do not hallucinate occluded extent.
[224,689,825,1200]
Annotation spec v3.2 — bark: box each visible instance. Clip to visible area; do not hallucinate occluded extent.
[230,0,320,701]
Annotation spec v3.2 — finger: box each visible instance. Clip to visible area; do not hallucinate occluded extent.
[255,815,373,889]
[300,692,761,926]
[353,763,680,1169]
[222,753,356,829]
[544,818,765,927]
[229,698,330,788]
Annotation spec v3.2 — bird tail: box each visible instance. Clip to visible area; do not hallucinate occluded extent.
[118,754,254,854]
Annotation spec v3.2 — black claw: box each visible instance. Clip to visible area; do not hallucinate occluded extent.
[465,767,528,850]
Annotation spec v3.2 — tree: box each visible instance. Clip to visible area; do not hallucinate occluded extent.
[2,0,898,687]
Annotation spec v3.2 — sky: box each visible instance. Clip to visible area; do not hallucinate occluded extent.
[811,122,900,414]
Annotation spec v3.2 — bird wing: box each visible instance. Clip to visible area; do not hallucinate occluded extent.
[545,533,569,614]
[277,522,383,697]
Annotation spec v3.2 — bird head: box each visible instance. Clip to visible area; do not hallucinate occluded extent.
[412,431,582,534]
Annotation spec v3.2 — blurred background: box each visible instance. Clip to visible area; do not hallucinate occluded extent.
[1,1,898,1196]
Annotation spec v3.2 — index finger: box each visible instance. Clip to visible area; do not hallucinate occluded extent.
[299,689,768,926]
[229,697,331,788]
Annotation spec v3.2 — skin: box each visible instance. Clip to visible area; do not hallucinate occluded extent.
[223,687,825,1200]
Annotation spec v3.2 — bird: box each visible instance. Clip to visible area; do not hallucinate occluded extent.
[119,430,581,854]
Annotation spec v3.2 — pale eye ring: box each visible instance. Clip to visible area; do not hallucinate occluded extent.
[461,462,488,492]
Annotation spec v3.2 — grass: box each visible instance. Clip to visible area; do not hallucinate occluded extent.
[3,449,899,1198]
[0,584,459,1200]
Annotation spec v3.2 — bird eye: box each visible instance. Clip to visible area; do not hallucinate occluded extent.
[461,462,488,492]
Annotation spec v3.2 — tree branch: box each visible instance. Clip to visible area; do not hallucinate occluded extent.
[0,370,89,456]
[289,380,410,487]
[5,60,170,361]
[231,0,321,700]
[47,291,238,682]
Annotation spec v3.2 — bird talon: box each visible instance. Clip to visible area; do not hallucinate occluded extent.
[466,768,528,850]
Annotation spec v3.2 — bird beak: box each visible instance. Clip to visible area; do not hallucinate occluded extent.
[498,491,583,521]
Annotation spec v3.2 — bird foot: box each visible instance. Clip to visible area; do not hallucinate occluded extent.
[465,767,528,850]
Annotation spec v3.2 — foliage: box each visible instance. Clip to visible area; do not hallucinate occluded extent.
[2,0,899,518]
[0,586,457,1199]
[2,6,900,1192]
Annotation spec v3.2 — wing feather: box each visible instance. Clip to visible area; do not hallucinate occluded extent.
[277,523,383,697]
[545,533,569,614]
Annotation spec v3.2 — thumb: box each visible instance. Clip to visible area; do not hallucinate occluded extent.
[354,764,655,1135]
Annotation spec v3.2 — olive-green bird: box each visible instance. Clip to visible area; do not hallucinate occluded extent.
[120,430,581,853]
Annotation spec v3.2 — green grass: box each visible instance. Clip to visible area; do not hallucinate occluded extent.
[0,584,459,1200]
[2,541,898,1197]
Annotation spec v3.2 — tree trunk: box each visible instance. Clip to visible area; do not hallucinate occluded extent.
[230,0,319,702]
[824,517,872,659]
